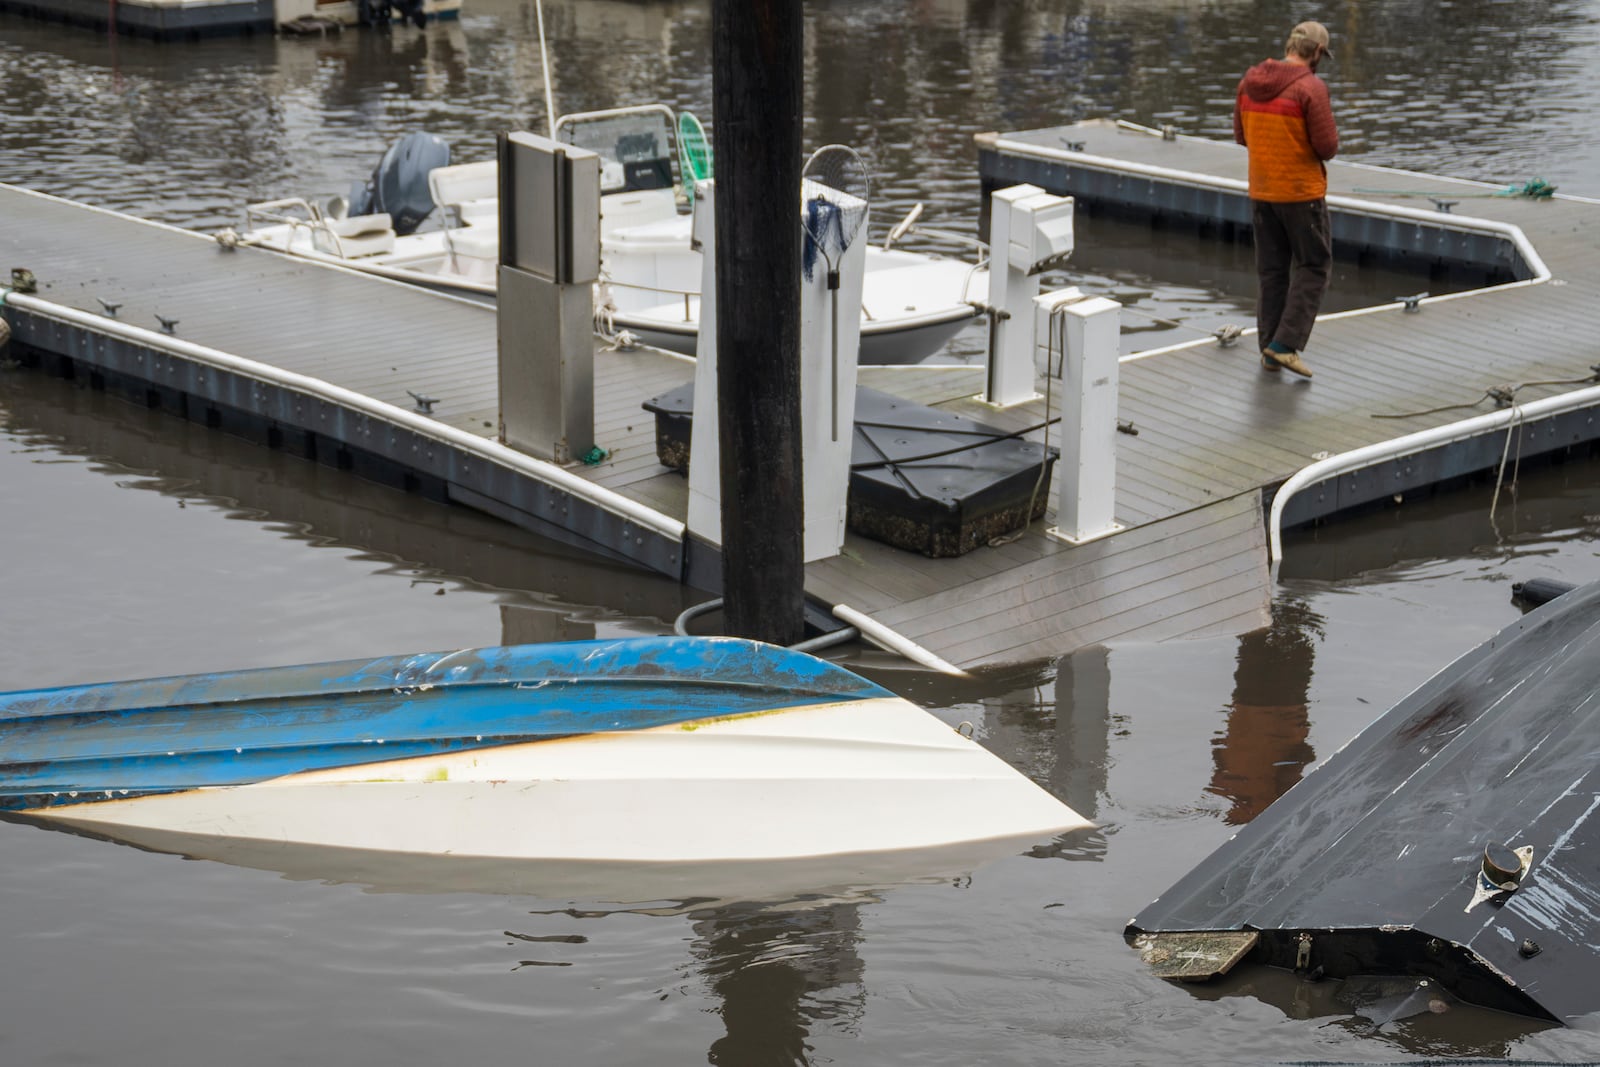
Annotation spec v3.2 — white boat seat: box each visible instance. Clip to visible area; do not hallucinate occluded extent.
[443,226,499,283]
[599,187,679,238]
[428,161,499,226]
[456,199,498,227]
[315,212,395,258]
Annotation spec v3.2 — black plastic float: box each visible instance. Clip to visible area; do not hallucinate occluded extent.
[643,384,1059,558]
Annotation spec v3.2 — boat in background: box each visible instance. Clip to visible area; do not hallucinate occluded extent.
[1,636,1089,870]
[276,0,462,31]
[228,106,988,365]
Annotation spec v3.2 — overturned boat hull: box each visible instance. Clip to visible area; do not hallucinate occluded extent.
[2,637,1088,866]
[1127,579,1600,1025]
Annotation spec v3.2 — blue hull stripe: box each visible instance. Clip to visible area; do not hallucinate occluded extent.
[0,637,891,810]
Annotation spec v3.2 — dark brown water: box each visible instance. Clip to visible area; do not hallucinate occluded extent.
[5,1,1600,1062]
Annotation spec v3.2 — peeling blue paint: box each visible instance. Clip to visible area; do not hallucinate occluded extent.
[0,637,890,810]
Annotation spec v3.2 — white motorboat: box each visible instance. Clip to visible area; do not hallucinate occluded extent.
[230,106,988,365]
[1,636,1090,870]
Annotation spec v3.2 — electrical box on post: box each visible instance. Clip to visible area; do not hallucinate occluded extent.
[1036,289,1123,545]
[1007,191,1074,276]
[495,131,601,463]
[499,131,600,285]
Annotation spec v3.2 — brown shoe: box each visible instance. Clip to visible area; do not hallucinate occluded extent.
[1260,349,1281,372]
[1265,349,1313,378]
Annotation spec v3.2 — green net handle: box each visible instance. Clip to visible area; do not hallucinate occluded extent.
[678,112,713,206]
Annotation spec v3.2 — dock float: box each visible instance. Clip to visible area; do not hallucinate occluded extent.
[0,0,272,38]
[5,126,1599,667]
[0,0,459,39]
[976,120,1600,551]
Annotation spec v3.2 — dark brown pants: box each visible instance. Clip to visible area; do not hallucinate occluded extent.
[1252,198,1331,353]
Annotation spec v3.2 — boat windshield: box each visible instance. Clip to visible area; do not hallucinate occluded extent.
[556,106,676,195]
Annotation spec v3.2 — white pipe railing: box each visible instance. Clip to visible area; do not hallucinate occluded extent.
[989,132,1597,570]
[1268,384,1600,563]
[832,603,971,677]
[1,290,686,542]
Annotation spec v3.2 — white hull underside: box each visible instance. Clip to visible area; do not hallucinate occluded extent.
[32,697,1090,865]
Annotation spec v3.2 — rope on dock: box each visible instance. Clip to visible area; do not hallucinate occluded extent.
[1489,405,1526,524]
[1371,368,1600,419]
[1,286,13,362]
[1270,382,1600,565]
[1037,274,1249,346]
[989,308,1067,546]
[1351,178,1557,199]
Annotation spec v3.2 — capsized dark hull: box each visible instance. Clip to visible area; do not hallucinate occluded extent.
[1127,579,1600,1025]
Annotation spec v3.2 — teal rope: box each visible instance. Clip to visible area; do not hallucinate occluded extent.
[1352,177,1557,199]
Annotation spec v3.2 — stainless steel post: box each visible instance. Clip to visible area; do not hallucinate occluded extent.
[496,131,600,464]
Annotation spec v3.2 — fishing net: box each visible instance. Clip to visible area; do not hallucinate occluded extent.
[801,145,869,286]
[678,111,713,206]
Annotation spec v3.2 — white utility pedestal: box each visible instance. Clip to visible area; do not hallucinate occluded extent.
[686,182,723,550]
[686,179,867,563]
[1035,289,1124,545]
[983,183,1075,407]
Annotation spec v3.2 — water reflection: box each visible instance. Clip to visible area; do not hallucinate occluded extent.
[1043,646,1112,823]
[0,368,699,640]
[7,2,1600,1063]
[8,0,1600,227]
[883,649,1113,836]
[691,901,864,1064]
[4,0,1552,346]
[1208,597,1322,825]
[1187,963,1550,1057]
[1281,459,1600,585]
[10,809,1036,911]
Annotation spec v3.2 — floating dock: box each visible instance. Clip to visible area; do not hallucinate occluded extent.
[0,0,458,40]
[977,120,1600,549]
[0,0,272,38]
[5,122,1600,667]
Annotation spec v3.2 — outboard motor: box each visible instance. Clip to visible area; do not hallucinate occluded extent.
[356,0,427,28]
[394,0,426,28]
[346,132,450,236]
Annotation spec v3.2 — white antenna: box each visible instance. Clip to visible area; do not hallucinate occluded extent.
[535,0,556,135]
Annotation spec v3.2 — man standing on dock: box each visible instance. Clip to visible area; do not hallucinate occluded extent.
[1233,21,1338,379]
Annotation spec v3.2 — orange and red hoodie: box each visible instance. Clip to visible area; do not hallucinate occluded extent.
[1233,59,1338,202]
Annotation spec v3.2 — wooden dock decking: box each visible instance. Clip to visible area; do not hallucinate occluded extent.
[5,123,1599,667]
[976,122,1600,533]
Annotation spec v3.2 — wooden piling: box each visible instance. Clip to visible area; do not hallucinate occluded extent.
[710,0,806,646]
